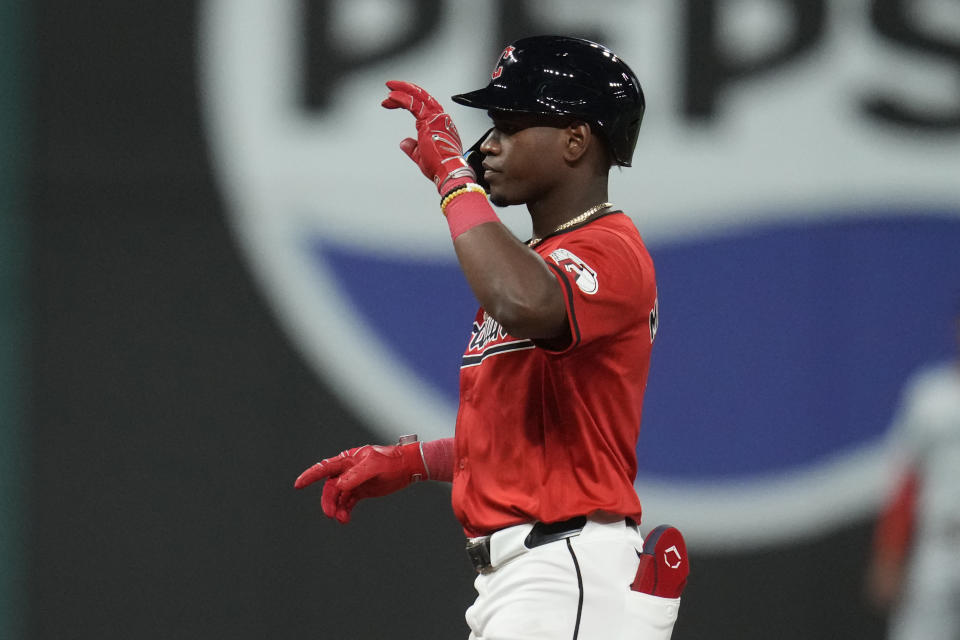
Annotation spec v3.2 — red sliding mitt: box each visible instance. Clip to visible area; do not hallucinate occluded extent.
[631,525,689,598]
[381,80,475,194]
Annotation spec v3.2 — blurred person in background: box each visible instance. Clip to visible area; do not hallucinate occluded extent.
[866,300,960,639]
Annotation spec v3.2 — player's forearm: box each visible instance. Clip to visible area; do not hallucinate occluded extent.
[446,198,566,338]
[454,222,566,338]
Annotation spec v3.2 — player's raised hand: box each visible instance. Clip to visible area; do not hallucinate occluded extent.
[294,442,427,524]
[381,80,475,194]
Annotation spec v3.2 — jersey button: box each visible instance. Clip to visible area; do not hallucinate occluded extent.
[459,458,467,470]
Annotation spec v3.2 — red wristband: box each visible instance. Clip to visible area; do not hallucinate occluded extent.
[421,437,455,482]
[443,190,500,240]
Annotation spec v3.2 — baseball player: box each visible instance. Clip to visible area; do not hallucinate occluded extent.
[296,36,688,639]
[866,302,960,639]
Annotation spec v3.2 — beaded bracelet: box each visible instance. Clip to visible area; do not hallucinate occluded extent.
[440,183,487,216]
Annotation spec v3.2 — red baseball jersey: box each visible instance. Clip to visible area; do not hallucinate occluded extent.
[451,211,658,537]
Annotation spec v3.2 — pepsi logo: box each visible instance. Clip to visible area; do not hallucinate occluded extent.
[200,0,960,549]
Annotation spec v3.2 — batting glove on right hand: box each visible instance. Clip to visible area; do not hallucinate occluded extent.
[381,80,476,194]
[294,442,427,524]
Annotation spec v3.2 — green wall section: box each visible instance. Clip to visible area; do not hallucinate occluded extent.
[0,0,26,637]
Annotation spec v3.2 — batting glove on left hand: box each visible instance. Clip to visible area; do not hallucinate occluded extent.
[381,80,475,194]
[294,442,427,524]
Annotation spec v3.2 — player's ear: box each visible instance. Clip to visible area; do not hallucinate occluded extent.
[562,121,591,163]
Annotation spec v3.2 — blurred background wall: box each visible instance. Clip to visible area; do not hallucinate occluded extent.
[1,0,27,637]
[4,0,960,638]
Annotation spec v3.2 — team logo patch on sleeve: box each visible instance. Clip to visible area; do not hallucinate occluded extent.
[549,248,598,294]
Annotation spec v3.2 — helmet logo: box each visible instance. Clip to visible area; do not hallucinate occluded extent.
[491,45,515,80]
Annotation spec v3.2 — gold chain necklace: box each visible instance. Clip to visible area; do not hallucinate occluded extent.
[528,202,613,246]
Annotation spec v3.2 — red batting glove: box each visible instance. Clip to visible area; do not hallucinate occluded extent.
[294,442,427,524]
[381,80,476,194]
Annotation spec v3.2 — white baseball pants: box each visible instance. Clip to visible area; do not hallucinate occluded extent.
[465,518,680,639]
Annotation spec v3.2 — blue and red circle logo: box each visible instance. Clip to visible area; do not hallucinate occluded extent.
[200,0,960,549]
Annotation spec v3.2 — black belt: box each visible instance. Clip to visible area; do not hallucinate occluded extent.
[526,515,589,547]
[466,516,589,574]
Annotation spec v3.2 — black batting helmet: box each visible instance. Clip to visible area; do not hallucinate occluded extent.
[451,36,645,166]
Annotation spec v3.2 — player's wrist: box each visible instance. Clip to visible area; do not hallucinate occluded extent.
[438,167,475,195]
[397,434,428,483]
[440,182,485,213]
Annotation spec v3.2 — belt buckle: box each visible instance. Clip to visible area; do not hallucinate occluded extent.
[465,537,494,574]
